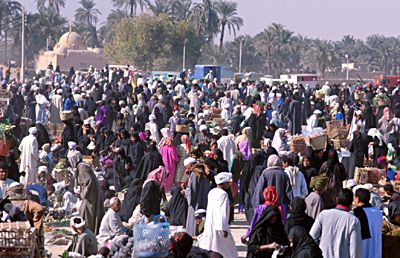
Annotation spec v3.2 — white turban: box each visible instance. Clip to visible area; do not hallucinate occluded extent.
[68,141,77,150]
[38,166,48,173]
[149,114,156,121]
[214,172,232,185]
[183,157,197,167]
[70,216,86,228]
[29,127,38,134]
[199,125,208,132]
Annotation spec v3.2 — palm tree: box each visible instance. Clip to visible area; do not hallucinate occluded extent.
[215,0,243,49]
[190,0,219,42]
[148,0,172,16]
[35,0,66,13]
[112,0,148,17]
[170,0,192,21]
[99,9,129,44]
[0,0,22,64]
[74,0,101,27]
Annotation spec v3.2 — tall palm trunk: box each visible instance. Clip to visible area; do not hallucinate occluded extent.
[219,22,225,49]
[130,0,134,17]
[4,29,7,65]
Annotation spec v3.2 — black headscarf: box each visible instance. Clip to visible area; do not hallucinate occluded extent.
[387,200,400,226]
[140,180,161,218]
[119,179,142,222]
[135,144,164,182]
[284,197,314,234]
[353,203,372,240]
[247,206,288,258]
[326,149,340,176]
[288,226,323,258]
[166,186,188,226]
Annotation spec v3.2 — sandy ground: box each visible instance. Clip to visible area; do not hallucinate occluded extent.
[45,211,249,258]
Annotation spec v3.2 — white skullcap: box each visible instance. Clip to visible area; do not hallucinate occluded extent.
[68,141,77,150]
[83,119,90,125]
[199,125,208,132]
[360,183,374,191]
[269,93,275,98]
[355,110,362,116]
[325,81,329,85]
[272,86,277,91]
[56,89,63,94]
[276,93,282,98]
[149,114,156,121]
[313,110,322,115]
[174,110,179,116]
[29,127,38,134]
[119,100,125,106]
[33,86,40,91]
[342,82,346,86]
[70,216,86,228]
[158,95,163,100]
[183,157,197,167]
[73,87,79,93]
[38,166,47,173]
[53,181,66,193]
[224,103,230,109]
[214,172,232,185]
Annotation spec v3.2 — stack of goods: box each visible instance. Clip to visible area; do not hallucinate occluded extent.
[290,135,307,154]
[326,120,349,149]
[354,167,383,185]
[305,131,327,151]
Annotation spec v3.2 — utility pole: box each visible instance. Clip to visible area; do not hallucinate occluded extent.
[345,54,349,81]
[239,38,243,73]
[20,7,25,83]
[182,39,187,71]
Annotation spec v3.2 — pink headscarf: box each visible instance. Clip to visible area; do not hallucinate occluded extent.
[139,132,147,142]
[181,135,191,153]
[146,166,166,188]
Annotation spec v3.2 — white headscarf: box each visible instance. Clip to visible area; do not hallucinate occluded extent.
[272,128,288,152]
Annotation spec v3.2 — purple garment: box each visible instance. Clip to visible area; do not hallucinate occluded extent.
[239,140,252,161]
[244,204,287,238]
[95,105,108,125]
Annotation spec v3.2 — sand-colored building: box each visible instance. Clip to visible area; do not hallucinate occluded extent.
[36,29,108,72]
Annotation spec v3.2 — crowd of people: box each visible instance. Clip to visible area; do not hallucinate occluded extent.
[0,64,400,258]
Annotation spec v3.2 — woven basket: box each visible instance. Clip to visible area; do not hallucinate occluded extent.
[306,134,327,150]
[0,221,35,257]
[326,120,343,132]
[290,136,307,154]
[354,167,382,184]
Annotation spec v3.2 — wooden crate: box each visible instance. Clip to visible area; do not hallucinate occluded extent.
[0,222,35,258]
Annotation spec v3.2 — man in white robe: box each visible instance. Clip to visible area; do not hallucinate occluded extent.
[50,89,63,123]
[145,114,160,143]
[198,172,238,258]
[307,109,321,132]
[19,127,39,185]
[310,188,362,258]
[217,130,236,164]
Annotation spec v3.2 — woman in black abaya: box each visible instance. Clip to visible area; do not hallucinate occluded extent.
[119,179,142,222]
[246,206,288,258]
[135,143,164,182]
[166,186,188,226]
[288,226,323,258]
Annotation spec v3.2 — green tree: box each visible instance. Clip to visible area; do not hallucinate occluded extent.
[215,0,243,49]
[112,0,148,17]
[35,0,65,13]
[105,14,204,70]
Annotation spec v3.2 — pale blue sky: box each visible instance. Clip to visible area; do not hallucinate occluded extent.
[18,0,400,41]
